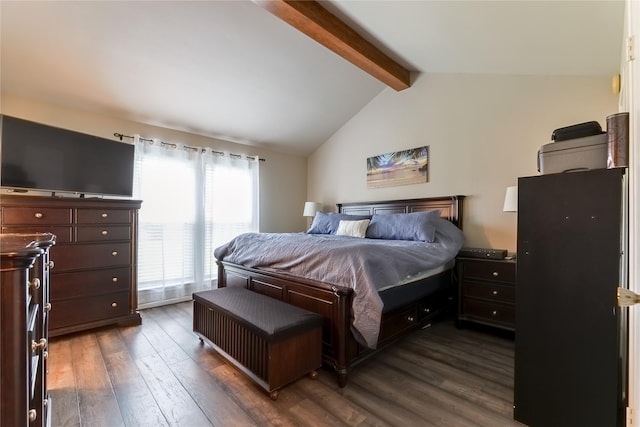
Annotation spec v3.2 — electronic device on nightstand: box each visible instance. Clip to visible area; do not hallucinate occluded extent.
[458,247,508,260]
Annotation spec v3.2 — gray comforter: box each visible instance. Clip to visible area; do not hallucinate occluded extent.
[214,220,464,348]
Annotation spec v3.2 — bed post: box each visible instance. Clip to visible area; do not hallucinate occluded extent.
[332,285,352,387]
[217,262,226,288]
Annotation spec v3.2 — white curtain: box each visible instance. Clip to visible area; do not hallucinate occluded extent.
[133,136,259,308]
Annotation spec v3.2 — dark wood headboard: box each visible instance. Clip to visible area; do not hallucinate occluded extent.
[337,196,465,229]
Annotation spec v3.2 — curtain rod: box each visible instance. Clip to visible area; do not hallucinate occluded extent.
[113,132,266,162]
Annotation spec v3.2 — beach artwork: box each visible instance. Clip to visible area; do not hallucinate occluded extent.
[366,146,429,189]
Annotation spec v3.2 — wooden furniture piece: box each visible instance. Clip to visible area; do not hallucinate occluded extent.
[0,232,56,427]
[0,195,142,336]
[193,287,323,400]
[217,196,464,386]
[514,168,626,427]
[456,256,516,331]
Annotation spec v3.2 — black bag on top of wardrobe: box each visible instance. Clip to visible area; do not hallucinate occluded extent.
[551,121,603,142]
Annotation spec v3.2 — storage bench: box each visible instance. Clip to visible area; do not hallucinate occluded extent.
[193,287,323,400]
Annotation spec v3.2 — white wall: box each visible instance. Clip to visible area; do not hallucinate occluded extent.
[1,94,308,233]
[308,73,618,252]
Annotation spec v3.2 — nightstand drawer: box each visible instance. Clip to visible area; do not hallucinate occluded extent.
[462,299,515,326]
[461,260,515,283]
[462,281,514,304]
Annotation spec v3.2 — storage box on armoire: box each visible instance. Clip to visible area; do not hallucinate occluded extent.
[537,133,607,174]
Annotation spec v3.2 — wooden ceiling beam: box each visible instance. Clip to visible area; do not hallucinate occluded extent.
[253,0,411,91]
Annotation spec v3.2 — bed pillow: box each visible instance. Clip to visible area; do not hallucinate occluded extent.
[366,210,441,242]
[306,212,372,234]
[335,219,370,238]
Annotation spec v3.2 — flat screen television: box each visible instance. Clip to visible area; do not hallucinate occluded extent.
[0,115,135,197]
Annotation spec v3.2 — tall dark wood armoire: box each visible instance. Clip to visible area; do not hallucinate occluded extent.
[514,168,627,427]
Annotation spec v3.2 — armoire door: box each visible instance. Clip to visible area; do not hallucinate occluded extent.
[514,168,626,427]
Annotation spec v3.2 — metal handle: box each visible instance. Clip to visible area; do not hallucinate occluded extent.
[44,303,52,312]
[101,213,108,218]
[28,409,37,422]
[491,310,498,316]
[47,260,55,270]
[111,251,118,256]
[31,338,47,352]
[422,307,430,314]
[111,302,118,308]
[34,212,43,219]
[101,230,108,235]
[492,290,498,295]
[29,278,41,291]
[492,271,499,277]
[407,316,415,322]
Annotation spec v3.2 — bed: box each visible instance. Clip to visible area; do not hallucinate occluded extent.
[215,196,464,386]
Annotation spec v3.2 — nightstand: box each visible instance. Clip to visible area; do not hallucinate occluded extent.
[456,256,516,331]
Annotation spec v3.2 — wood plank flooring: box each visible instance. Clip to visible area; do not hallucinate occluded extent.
[48,302,525,426]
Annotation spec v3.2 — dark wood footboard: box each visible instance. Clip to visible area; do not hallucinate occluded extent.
[218,261,454,386]
[217,261,354,386]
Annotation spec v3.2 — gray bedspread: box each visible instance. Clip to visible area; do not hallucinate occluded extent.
[214,220,463,348]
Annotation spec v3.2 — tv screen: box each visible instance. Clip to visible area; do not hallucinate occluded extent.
[0,115,135,197]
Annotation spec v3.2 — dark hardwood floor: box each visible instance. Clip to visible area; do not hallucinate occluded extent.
[48,302,525,427]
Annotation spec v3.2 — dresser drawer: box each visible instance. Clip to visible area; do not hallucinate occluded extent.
[462,281,515,304]
[1,225,73,243]
[76,209,130,224]
[50,243,131,271]
[461,260,515,283]
[51,267,130,300]
[49,291,130,329]
[76,225,131,242]
[2,207,72,225]
[462,298,515,326]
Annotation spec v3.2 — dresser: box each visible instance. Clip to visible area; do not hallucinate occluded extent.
[456,256,516,331]
[0,195,142,337]
[0,232,55,427]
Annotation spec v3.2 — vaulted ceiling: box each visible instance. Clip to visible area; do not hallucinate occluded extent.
[1,1,625,156]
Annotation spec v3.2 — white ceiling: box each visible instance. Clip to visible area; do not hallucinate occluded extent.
[1,1,625,156]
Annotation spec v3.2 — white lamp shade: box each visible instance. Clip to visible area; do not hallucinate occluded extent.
[503,186,518,212]
[303,201,323,217]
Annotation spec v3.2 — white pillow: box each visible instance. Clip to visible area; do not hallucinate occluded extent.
[335,219,370,238]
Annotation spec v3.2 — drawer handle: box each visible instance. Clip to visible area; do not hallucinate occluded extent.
[423,307,430,314]
[111,251,118,256]
[111,302,118,308]
[44,303,52,312]
[407,315,415,322]
[29,278,41,291]
[112,277,118,283]
[101,213,108,218]
[101,230,108,236]
[47,260,55,270]
[492,271,499,277]
[491,310,498,316]
[492,290,499,296]
[31,338,47,352]
[28,409,37,422]
[34,212,43,219]
[43,350,48,360]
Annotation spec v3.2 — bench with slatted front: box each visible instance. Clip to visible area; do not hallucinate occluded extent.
[193,286,323,400]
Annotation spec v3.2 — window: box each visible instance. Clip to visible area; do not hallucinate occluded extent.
[133,138,259,308]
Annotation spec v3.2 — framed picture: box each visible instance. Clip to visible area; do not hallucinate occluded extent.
[366,145,429,189]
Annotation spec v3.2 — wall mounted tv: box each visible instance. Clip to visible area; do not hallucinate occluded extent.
[0,115,135,197]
